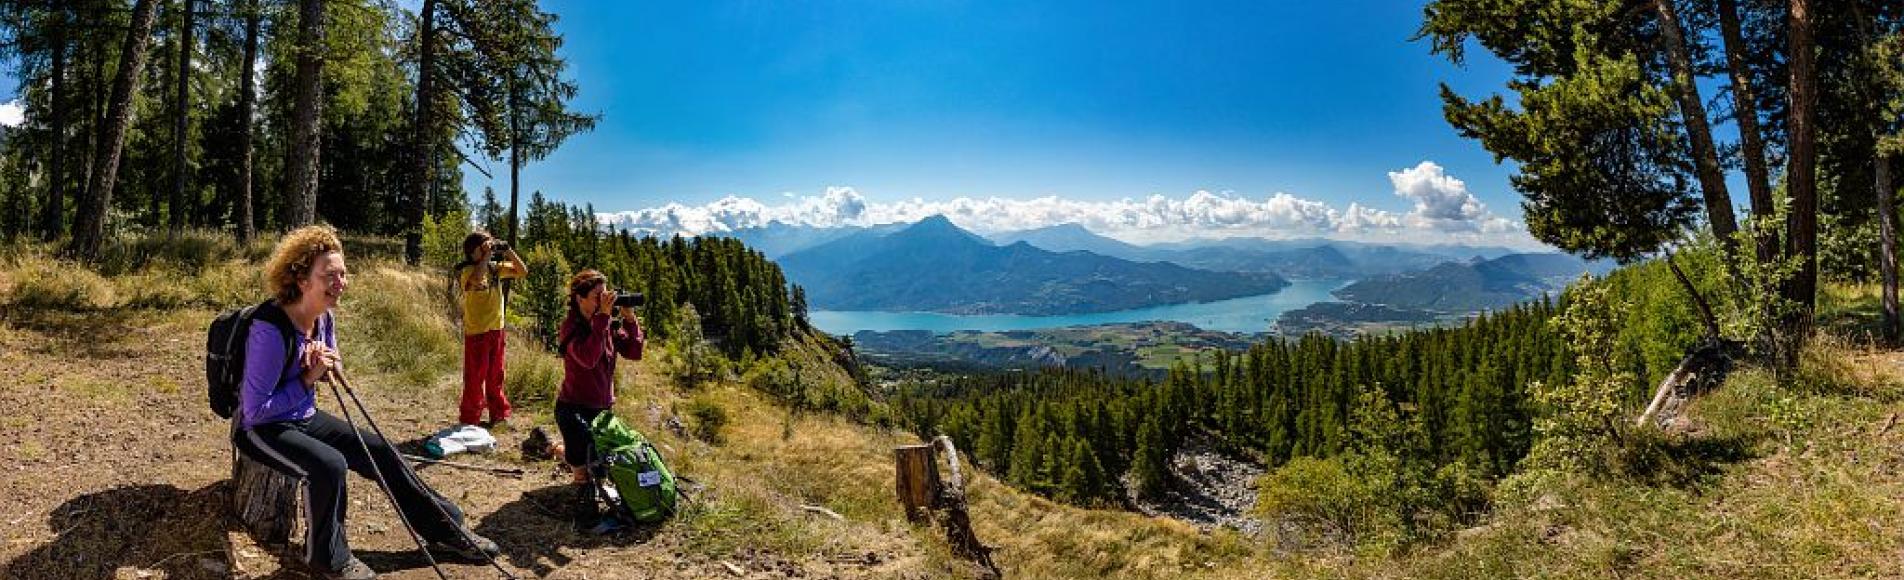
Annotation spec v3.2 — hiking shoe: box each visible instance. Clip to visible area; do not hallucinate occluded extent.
[572,482,600,527]
[428,531,502,561]
[322,557,378,580]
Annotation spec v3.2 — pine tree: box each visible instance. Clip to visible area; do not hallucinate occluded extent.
[1006,410,1045,489]
[478,186,505,235]
[975,403,1013,473]
[1060,437,1105,504]
[1131,413,1170,499]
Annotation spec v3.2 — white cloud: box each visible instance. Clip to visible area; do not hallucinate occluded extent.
[1387,160,1521,234]
[597,162,1539,248]
[0,101,23,128]
[1338,202,1401,232]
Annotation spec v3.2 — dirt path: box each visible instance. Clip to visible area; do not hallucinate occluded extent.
[0,308,908,579]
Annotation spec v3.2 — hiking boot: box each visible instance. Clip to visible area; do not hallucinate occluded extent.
[572,482,599,527]
[321,557,377,580]
[428,531,501,561]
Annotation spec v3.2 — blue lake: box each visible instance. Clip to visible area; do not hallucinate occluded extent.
[808,279,1353,335]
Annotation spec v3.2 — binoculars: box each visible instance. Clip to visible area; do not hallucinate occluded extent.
[610,289,645,308]
[489,240,512,262]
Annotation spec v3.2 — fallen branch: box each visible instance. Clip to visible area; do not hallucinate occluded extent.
[1635,339,1736,430]
[401,454,525,477]
[799,504,845,521]
[1882,413,1898,436]
[932,436,1000,579]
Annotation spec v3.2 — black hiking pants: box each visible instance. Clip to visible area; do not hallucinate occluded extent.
[235,410,466,571]
[553,401,607,473]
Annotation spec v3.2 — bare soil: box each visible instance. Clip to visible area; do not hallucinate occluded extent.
[0,308,915,579]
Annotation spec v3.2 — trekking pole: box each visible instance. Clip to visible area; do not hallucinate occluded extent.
[330,368,521,580]
[324,376,451,580]
[402,454,526,478]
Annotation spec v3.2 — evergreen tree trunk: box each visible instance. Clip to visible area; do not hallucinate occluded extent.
[508,72,522,246]
[283,0,325,228]
[1879,153,1899,343]
[72,0,161,260]
[1717,0,1777,263]
[83,12,105,210]
[1654,0,1740,253]
[1781,0,1819,352]
[234,0,259,242]
[405,0,437,265]
[41,13,65,241]
[171,0,193,230]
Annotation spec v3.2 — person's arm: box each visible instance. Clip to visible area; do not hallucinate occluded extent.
[498,247,528,280]
[614,311,645,361]
[240,324,292,422]
[566,314,613,369]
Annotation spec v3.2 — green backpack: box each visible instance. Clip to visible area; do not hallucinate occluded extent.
[589,412,681,523]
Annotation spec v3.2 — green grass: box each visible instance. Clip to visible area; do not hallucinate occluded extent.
[337,264,462,389]
[13,233,1904,579]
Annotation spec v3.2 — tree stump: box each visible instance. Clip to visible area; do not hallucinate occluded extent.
[894,444,940,523]
[229,429,303,551]
[895,439,999,578]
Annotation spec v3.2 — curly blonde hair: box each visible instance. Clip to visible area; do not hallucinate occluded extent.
[263,225,345,305]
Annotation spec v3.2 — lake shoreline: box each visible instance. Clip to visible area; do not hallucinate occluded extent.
[809,279,1354,335]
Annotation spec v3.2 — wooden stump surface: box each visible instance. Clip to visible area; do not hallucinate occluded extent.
[894,444,940,523]
[230,438,302,551]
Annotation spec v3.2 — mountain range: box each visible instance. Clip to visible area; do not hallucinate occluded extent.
[776,216,1291,315]
[986,222,1517,279]
[1330,252,1616,313]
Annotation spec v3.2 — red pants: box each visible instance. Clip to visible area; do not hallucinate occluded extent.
[460,330,511,425]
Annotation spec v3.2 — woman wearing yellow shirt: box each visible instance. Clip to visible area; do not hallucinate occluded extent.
[455,231,528,427]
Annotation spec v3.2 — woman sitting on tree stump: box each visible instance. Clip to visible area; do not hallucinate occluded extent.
[230,225,500,580]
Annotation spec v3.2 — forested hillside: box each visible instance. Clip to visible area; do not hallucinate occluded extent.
[1331,252,1613,313]
[0,0,592,263]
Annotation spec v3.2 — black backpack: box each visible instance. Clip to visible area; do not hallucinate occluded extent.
[205,300,297,419]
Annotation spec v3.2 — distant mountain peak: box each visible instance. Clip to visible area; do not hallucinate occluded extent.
[912,214,957,228]
[898,215,990,245]
[1040,222,1094,234]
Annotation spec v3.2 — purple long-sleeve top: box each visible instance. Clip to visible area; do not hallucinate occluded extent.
[238,311,335,430]
[557,313,644,409]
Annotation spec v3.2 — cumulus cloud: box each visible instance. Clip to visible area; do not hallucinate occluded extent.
[1387,160,1522,234]
[0,101,23,128]
[597,161,1536,247]
[1338,202,1401,232]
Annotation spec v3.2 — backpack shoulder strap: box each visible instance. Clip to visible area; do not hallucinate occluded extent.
[250,301,300,384]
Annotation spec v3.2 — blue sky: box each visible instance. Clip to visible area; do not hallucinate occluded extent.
[0,0,1534,245]
[481,0,1538,244]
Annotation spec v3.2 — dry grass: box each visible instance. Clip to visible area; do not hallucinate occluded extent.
[337,263,463,389]
[10,242,1904,579]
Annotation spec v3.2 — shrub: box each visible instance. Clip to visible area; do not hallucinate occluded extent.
[1254,454,1398,551]
[670,302,726,388]
[681,395,729,445]
[420,209,474,270]
[1523,276,1633,475]
[515,244,572,349]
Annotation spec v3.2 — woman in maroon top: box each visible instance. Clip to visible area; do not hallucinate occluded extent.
[553,270,645,518]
